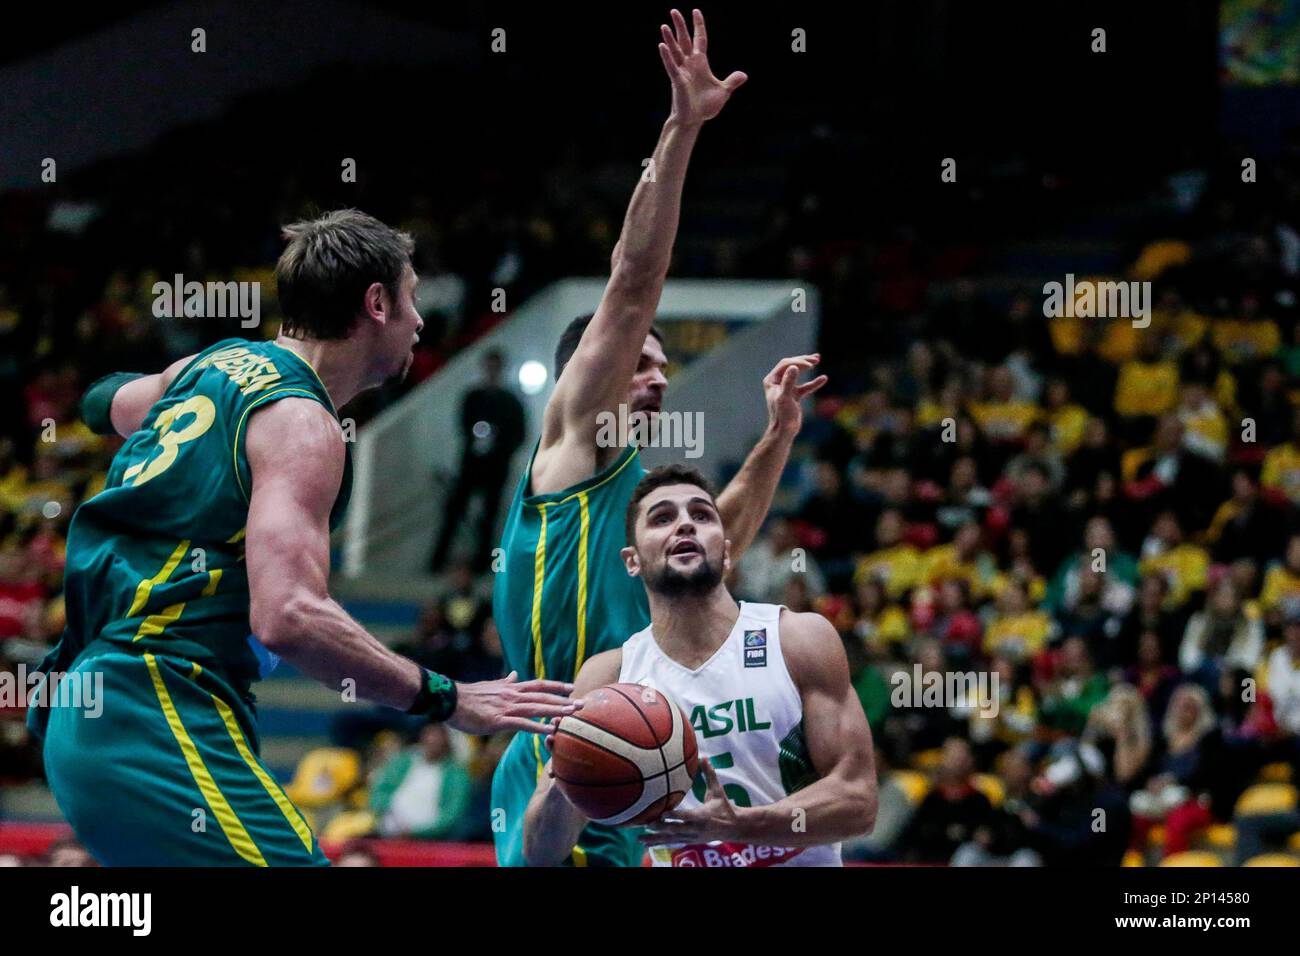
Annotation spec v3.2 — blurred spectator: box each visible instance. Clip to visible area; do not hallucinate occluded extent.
[370,724,472,840]
[899,737,998,864]
[431,349,525,573]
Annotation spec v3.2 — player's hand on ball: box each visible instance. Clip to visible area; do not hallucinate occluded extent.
[659,9,746,126]
[763,353,827,439]
[639,757,743,845]
[447,671,581,736]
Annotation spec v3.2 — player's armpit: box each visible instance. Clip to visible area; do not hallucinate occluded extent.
[522,649,624,866]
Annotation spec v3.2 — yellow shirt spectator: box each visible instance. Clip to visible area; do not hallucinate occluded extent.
[967,400,1039,442]
[1262,442,1300,506]
[1211,318,1280,365]
[1048,404,1089,455]
[854,544,924,600]
[1260,564,1300,615]
[1139,544,1210,609]
[984,611,1054,659]
[1115,359,1179,418]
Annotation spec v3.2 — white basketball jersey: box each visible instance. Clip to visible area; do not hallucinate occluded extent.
[618,602,841,867]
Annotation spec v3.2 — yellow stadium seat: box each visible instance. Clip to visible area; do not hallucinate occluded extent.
[892,769,931,805]
[285,747,362,809]
[1259,762,1293,784]
[971,773,1005,808]
[1234,783,1298,818]
[1160,851,1222,867]
[1122,849,1145,868]
[1198,824,1236,850]
[1242,854,1299,867]
[911,748,943,772]
[322,810,377,842]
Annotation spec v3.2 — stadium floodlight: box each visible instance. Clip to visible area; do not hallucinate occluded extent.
[518,360,548,395]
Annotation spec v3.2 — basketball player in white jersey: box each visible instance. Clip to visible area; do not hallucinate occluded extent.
[523,464,877,866]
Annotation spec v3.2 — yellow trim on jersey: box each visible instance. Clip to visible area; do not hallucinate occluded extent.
[530,503,550,781]
[524,445,641,510]
[531,504,549,682]
[134,602,186,642]
[144,653,267,867]
[273,345,335,414]
[133,568,222,642]
[231,387,328,503]
[571,845,588,867]
[211,694,314,854]
[128,540,191,616]
[574,491,590,678]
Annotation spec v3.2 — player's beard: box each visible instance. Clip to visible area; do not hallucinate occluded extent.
[645,552,723,599]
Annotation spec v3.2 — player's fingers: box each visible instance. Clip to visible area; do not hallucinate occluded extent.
[512,691,580,706]
[692,8,707,53]
[504,702,580,720]
[658,42,678,78]
[796,374,829,397]
[721,70,747,92]
[660,26,683,67]
[670,8,691,56]
[701,756,724,794]
[500,717,558,735]
[511,678,575,696]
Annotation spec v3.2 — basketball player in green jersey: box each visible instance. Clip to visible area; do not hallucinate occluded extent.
[28,210,577,866]
[491,9,827,867]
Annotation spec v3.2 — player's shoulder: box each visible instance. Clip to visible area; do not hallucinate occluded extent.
[575,647,624,693]
[778,608,848,688]
[245,395,344,474]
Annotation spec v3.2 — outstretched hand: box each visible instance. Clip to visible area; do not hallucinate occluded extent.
[764,353,828,439]
[447,671,581,736]
[659,9,746,126]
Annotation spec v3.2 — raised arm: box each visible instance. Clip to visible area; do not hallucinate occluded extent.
[715,354,827,561]
[642,611,876,849]
[245,397,577,733]
[522,648,624,866]
[541,9,746,447]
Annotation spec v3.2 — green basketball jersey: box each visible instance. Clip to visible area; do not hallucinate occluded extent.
[32,338,350,730]
[493,442,650,686]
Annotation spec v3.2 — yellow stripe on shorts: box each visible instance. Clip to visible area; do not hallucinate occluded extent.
[211,694,314,855]
[144,653,267,867]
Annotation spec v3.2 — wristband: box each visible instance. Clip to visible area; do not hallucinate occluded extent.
[406,667,458,722]
[81,371,145,435]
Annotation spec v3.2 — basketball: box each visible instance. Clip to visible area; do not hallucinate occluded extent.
[551,682,699,826]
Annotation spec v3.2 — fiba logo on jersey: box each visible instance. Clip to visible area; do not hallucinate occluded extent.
[743,629,767,667]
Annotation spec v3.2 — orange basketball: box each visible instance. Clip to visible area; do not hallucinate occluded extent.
[551,682,699,826]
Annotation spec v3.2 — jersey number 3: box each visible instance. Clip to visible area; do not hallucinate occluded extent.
[123,395,217,487]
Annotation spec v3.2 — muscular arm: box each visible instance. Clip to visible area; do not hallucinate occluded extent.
[245,398,577,731]
[536,11,745,490]
[522,649,624,866]
[715,355,827,562]
[716,426,797,563]
[245,398,425,710]
[737,612,877,845]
